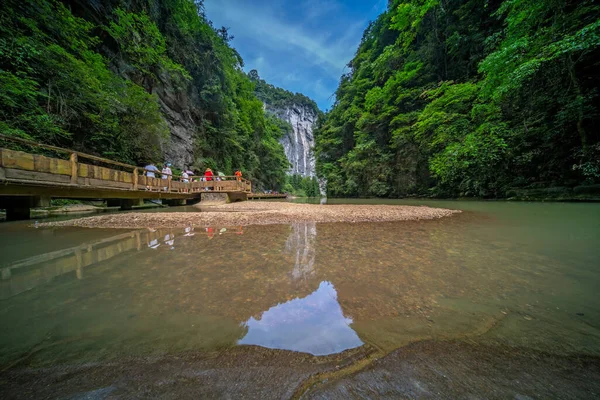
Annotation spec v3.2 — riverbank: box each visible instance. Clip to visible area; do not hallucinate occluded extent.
[39,202,460,228]
[2,339,598,399]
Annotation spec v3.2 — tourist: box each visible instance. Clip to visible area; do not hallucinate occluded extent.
[205,168,214,191]
[161,163,172,179]
[145,162,159,178]
[144,162,159,190]
[235,169,242,181]
[179,169,189,193]
[162,163,172,191]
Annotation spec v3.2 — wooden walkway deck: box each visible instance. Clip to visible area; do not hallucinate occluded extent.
[0,135,252,219]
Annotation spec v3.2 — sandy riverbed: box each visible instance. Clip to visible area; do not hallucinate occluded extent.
[40,201,460,228]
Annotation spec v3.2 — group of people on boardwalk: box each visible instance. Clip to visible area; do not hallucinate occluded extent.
[143,161,243,191]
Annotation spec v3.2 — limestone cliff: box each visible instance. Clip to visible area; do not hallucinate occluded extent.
[251,71,320,178]
[265,104,318,177]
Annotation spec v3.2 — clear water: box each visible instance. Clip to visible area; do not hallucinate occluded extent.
[0,200,599,367]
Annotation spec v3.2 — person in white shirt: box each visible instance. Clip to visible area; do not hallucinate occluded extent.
[161,163,172,179]
[161,163,172,191]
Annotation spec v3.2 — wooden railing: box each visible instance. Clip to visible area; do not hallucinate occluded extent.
[0,134,251,195]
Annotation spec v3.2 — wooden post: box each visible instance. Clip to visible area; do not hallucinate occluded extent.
[168,175,172,192]
[70,153,78,185]
[75,248,83,280]
[133,168,139,190]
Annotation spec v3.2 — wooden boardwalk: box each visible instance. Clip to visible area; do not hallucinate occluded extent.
[0,135,252,219]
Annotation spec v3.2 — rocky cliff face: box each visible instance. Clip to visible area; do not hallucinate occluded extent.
[266,104,318,177]
[153,76,197,168]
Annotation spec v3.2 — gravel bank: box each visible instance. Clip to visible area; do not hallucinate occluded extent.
[40,201,460,229]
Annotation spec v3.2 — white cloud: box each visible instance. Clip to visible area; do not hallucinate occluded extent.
[205,0,361,79]
[301,0,341,20]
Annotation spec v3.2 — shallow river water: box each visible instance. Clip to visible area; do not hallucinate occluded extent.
[0,200,599,369]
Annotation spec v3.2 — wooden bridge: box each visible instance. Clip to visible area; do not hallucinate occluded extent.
[0,135,252,220]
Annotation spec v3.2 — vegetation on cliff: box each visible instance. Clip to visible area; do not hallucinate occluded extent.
[248,69,320,115]
[315,0,600,198]
[0,0,288,189]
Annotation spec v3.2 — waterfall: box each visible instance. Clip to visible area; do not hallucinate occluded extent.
[266,104,318,177]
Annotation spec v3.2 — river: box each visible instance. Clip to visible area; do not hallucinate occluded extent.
[1,199,599,397]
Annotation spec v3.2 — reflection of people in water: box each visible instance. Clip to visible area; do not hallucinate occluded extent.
[236,226,244,235]
[147,227,160,249]
[206,227,214,239]
[164,233,175,249]
[184,226,195,237]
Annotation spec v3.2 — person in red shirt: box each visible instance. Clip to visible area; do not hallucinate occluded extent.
[234,169,242,181]
[204,168,214,191]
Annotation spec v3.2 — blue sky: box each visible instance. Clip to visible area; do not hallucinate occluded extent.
[204,0,388,111]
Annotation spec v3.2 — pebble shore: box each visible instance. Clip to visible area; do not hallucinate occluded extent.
[41,201,460,228]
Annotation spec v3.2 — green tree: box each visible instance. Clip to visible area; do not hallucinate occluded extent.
[315,0,600,198]
[0,0,292,190]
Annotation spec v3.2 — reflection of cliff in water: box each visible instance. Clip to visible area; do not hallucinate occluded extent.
[239,281,362,355]
[285,222,317,282]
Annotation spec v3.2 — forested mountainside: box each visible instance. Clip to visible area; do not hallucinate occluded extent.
[0,0,289,190]
[315,0,600,198]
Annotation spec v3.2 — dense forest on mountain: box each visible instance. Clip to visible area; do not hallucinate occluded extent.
[315,0,600,198]
[0,0,289,190]
[248,69,320,115]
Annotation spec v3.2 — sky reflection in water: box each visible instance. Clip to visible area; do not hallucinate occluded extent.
[1,200,599,365]
[238,281,363,355]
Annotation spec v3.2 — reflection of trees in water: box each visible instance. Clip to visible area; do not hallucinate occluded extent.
[285,222,317,282]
